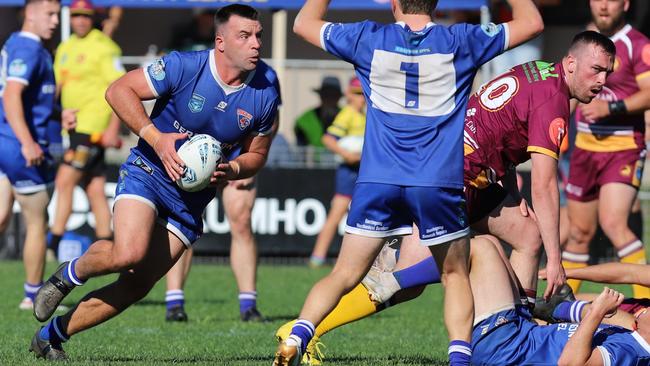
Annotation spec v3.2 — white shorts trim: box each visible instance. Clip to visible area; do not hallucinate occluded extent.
[113,194,158,215]
[14,183,48,195]
[420,227,470,246]
[156,217,191,248]
[345,225,413,238]
[474,304,516,326]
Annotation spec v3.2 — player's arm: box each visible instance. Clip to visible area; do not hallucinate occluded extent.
[504,0,544,50]
[558,287,624,366]
[2,81,43,167]
[530,152,566,299]
[215,133,272,182]
[105,68,186,181]
[293,0,330,48]
[564,262,650,286]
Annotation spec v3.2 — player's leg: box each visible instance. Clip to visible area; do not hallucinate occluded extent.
[164,247,192,321]
[33,198,156,322]
[31,222,186,360]
[599,182,650,298]
[410,186,473,365]
[475,192,542,306]
[14,190,50,309]
[563,147,600,293]
[222,178,263,321]
[49,163,84,254]
[274,183,407,365]
[309,194,350,267]
[85,175,113,240]
[0,175,14,233]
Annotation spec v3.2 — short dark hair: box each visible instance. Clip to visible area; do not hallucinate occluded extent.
[568,30,616,57]
[214,4,259,32]
[398,0,438,15]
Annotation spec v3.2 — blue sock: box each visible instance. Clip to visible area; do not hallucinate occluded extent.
[448,340,472,366]
[239,291,257,313]
[552,300,588,323]
[290,319,315,354]
[39,317,69,345]
[393,257,441,288]
[63,258,85,286]
[165,290,184,310]
[24,282,43,302]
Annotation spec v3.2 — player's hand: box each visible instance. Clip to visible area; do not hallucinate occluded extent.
[591,287,625,318]
[61,109,78,130]
[518,198,537,221]
[153,132,187,182]
[341,151,361,165]
[21,140,44,167]
[211,161,241,187]
[542,261,567,300]
[538,267,548,280]
[579,99,610,122]
[100,129,122,149]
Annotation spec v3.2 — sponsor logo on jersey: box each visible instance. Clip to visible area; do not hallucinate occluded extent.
[173,120,195,137]
[8,59,27,77]
[149,58,166,81]
[642,44,650,66]
[188,93,205,113]
[215,101,228,111]
[237,108,253,130]
[621,164,632,177]
[548,118,567,148]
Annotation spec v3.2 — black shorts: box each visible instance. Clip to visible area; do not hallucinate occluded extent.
[62,131,106,176]
[464,183,508,224]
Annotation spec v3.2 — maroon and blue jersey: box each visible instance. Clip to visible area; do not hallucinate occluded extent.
[320,20,508,188]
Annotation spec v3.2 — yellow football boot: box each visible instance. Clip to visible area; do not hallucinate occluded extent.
[275,320,325,365]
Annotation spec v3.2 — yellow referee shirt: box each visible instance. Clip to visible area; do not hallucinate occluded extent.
[326,105,366,139]
[54,29,125,135]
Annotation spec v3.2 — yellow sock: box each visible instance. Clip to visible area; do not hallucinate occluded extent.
[562,251,589,294]
[315,283,377,337]
[618,241,650,299]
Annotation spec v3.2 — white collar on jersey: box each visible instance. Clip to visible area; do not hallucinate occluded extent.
[395,21,435,31]
[209,49,257,96]
[632,331,650,355]
[18,31,41,42]
[609,24,632,42]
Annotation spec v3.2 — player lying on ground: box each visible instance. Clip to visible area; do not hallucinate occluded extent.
[279,235,650,365]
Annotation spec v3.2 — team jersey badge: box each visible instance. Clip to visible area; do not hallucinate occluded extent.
[188,93,205,113]
[237,108,252,130]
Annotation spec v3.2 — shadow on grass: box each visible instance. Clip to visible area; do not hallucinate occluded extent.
[133,298,226,307]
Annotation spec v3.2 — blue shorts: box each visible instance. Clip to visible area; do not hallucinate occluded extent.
[0,136,56,194]
[345,183,469,245]
[114,153,216,247]
[335,164,359,197]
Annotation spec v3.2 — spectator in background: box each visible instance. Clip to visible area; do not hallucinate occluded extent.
[0,0,60,310]
[309,77,365,267]
[48,0,125,257]
[169,9,216,52]
[294,76,341,147]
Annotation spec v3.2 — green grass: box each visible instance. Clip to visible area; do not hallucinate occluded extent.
[0,260,635,365]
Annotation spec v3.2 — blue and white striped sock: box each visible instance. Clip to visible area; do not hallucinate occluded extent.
[238,291,257,313]
[165,290,185,310]
[552,300,588,323]
[24,282,43,302]
[448,340,472,366]
[39,316,69,345]
[63,257,85,286]
[289,319,315,354]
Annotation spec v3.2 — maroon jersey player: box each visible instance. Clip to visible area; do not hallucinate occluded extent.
[563,0,650,300]
[463,31,614,303]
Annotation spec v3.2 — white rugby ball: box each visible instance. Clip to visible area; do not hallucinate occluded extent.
[335,136,364,163]
[176,134,222,192]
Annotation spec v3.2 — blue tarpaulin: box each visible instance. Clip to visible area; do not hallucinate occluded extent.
[0,0,488,10]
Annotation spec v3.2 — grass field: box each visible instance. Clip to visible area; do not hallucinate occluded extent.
[0,260,635,365]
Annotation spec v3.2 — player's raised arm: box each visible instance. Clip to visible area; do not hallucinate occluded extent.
[562,262,650,287]
[293,0,330,48]
[105,69,186,181]
[558,287,624,366]
[505,0,544,50]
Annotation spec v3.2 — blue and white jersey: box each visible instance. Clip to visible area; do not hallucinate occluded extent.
[0,31,57,146]
[140,49,279,176]
[321,21,508,188]
[472,307,650,366]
